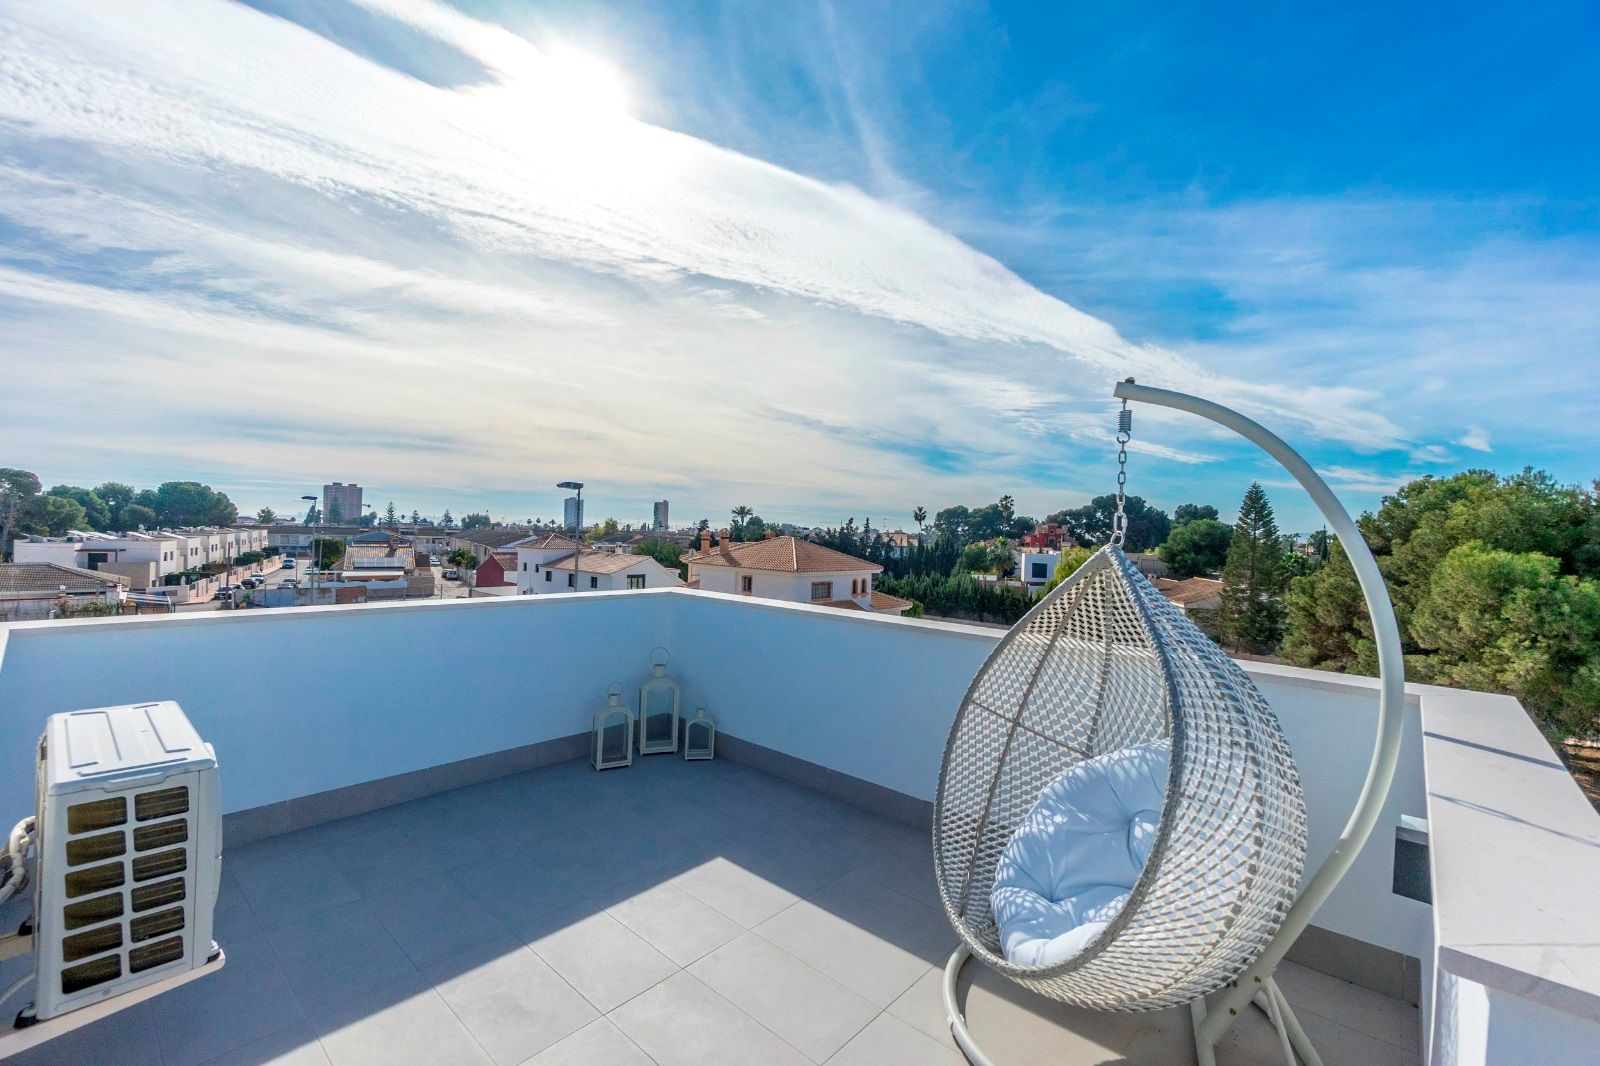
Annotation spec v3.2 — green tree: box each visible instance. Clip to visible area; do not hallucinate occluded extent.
[0,468,42,558]
[93,482,136,528]
[998,495,1015,525]
[121,504,158,529]
[912,506,927,535]
[325,500,344,524]
[461,512,490,531]
[45,485,109,531]
[1218,483,1286,651]
[383,502,398,530]
[1047,495,1171,552]
[1039,547,1095,595]
[441,509,454,527]
[637,537,689,578]
[310,537,345,570]
[23,493,88,537]
[446,547,477,570]
[256,507,276,523]
[1173,503,1219,525]
[1410,543,1600,737]
[958,542,992,573]
[731,505,754,540]
[1158,518,1233,578]
[150,481,237,526]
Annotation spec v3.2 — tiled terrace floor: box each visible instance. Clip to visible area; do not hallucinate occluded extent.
[7,755,1419,1065]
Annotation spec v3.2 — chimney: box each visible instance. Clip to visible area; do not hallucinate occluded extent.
[718,528,731,551]
[699,528,712,552]
[764,528,776,540]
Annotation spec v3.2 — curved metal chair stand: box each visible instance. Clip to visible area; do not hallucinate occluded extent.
[935,382,1406,1066]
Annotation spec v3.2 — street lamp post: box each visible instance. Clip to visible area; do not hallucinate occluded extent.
[301,495,318,598]
[557,481,583,593]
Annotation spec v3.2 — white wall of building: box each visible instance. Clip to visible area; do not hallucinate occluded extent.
[1015,549,1060,590]
[687,564,875,608]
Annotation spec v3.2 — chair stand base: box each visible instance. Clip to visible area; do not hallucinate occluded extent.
[944,945,995,1066]
[1191,979,1322,1066]
[947,946,1321,1066]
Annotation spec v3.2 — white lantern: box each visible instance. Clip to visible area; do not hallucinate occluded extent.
[638,647,680,755]
[592,683,634,771]
[683,700,716,761]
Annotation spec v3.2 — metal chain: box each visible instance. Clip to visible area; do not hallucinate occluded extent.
[1111,399,1132,547]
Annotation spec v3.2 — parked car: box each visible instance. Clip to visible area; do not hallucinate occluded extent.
[216,585,235,596]
[241,576,262,589]
[278,578,299,588]
[442,568,458,580]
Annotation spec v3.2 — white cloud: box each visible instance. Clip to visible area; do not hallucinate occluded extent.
[1457,426,1492,452]
[0,0,1436,522]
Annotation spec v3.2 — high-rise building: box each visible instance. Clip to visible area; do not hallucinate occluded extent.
[652,500,669,531]
[322,482,363,524]
[563,495,584,532]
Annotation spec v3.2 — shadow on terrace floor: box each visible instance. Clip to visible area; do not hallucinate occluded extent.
[3,755,1419,1065]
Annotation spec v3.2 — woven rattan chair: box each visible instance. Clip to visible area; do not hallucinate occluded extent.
[932,382,1408,1066]
[934,543,1307,1008]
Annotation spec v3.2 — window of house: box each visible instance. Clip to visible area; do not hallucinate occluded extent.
[810,581,832,600]
[522,562,528,571]
[1031,562,1047,579]
[628,574,646,590]
[589,576,598,589]
[741,575,752,594]
[546,570,553,582]
[567,573,574,587]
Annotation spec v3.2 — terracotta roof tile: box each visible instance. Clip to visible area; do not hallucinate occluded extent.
[681,536,881,574]
[0,563,128,593]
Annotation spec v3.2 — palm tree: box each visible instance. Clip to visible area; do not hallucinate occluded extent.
[912,506,927,535]
[998,495,1015,523]
[731,505,753,540]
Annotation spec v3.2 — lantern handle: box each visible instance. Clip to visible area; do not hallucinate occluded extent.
[606,681,623,699]
[649,646,671,669]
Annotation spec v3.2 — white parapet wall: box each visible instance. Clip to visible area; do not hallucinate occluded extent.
[1,588,1596,1064]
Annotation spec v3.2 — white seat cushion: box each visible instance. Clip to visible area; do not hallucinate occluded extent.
[991,741,1170,967]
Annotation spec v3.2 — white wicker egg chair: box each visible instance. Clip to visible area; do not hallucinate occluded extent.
[932,382,1407,1066]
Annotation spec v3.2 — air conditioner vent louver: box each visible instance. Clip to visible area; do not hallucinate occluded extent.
[32,702,220,1022]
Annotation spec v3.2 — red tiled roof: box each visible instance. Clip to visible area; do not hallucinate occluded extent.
[1152,576,1223,605]
[682,536,881,574]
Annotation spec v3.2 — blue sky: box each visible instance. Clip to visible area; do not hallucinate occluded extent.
[1,0,1596,534]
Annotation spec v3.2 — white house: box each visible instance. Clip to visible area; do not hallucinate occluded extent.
[682,532,912,615]
[1015,548,1061,592]
[514,537,681,595]
[12,531,183,586]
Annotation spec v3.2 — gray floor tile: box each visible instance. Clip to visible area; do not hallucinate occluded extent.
[229,837,362,930]
[669,839,851,928]
[316,831,433,898]
[825,1013,965,1065]
[523,1018,654,1065]
[368,879,511,970]
[689,931,879,1062]
[1275,960,1420,1052]
[527,910,677,1012]
[308,973,492,1066]
[755,874,955,1007]
[447,849,590,940]
[214,868,264,942]
[424,936,597,1066]
[606,879,745,965]
[267,900,417,1013]
[610,971,811,1066]
[148,932,306,1066]
[197,1020,331,1065]
[0,997,163,1066]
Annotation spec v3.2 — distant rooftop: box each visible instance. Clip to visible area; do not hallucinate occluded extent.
[0,562,127,593]
[683,535,883,574]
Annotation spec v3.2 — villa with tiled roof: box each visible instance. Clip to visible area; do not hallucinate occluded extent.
[681,530,912,615]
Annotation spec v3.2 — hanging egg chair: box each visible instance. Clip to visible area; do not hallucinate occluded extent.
[932,542,1307,1010]
[932,381,1407,1066]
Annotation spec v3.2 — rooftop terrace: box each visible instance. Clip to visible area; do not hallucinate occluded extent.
[0,587,1595,1064]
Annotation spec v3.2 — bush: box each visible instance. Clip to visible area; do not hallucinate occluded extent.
[235,550,267,566]
[876,574,1035,625]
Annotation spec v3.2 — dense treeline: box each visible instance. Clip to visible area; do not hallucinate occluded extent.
[1281,469,1600,739]
[1,468,238,559]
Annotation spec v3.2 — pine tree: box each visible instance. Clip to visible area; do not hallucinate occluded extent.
[383,501,398,530]
[1219,483,1287,651]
